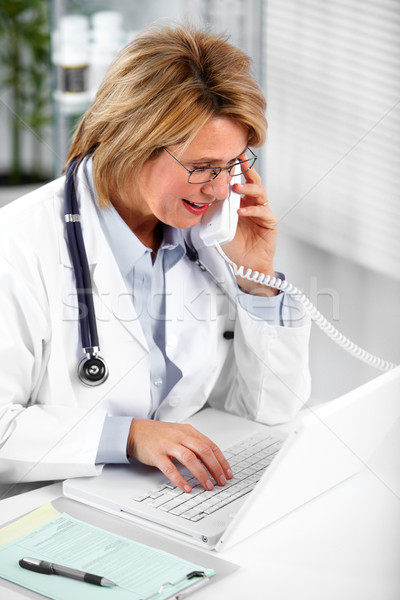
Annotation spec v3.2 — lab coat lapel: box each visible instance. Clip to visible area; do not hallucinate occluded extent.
[90,256,149,352]
[164,233,236,376]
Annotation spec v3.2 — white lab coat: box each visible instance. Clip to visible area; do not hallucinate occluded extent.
[0,177,311,486]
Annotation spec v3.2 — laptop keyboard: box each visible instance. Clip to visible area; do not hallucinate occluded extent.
[133,432,284,522]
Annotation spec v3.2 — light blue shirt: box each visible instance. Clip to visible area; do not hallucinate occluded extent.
[94,202,289,464]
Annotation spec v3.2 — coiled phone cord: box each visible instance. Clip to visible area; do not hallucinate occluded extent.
[215,243,398,373]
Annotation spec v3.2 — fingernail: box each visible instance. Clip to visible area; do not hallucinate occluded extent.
[206,479,214,490]
[184,484,192,493]
[227,469,233,479]
[219,475,227,486]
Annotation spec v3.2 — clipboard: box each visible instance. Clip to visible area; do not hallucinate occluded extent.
[0,496,238,600]
[141,570,210,600]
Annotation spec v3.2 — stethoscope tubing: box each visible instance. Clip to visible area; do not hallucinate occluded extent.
[65,161,99,352]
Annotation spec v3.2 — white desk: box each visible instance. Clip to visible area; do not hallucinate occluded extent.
[1,422,399,600]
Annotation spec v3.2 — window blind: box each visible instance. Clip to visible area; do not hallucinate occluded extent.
[263,0,400,278]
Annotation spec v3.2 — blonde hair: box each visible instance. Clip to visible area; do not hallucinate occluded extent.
[66,22,267,207]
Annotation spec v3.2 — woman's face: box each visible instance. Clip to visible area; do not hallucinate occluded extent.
[123,117,248,230]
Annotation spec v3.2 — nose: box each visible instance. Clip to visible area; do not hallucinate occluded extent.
[201,171,231,201]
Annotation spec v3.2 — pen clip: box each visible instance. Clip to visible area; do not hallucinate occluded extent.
[142,570,209,600]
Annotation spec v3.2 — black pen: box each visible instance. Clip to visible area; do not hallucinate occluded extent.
[19,557,117,587]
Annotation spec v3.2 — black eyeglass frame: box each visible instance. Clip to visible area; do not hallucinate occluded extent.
[163,147,257,184]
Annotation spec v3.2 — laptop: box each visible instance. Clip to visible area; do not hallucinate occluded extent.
[63,366,400,551]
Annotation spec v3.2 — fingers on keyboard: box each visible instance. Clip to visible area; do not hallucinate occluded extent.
[157,458,194,493]
[177,434,233,489]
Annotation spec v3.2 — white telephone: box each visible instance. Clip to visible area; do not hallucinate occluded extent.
[196,187,397,373]
[199,185,241,247]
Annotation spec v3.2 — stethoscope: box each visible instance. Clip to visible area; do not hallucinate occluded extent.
[64,159,235,386]
[64,160,109,386]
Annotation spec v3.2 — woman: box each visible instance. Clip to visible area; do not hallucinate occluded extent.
[0,23,310,498]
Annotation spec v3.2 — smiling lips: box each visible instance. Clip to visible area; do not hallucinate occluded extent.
[182,199,214,215]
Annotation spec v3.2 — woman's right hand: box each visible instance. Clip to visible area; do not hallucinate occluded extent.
[126,419,233,493]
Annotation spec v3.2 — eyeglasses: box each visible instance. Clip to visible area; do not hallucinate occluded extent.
[163,147,257,184]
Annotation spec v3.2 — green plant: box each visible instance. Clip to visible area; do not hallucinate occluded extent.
[0,0,51,185]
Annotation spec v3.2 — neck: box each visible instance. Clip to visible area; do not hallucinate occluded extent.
[136,221,163,255]
[112,201,162,252]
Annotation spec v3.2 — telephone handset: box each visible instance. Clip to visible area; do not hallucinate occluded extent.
[199,185,240,247]
[195,187,397,372]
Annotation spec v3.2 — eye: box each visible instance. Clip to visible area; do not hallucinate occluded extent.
[191,165,212,172]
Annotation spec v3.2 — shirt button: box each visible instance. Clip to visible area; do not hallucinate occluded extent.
[153,377,163,387]
[169,398,179,407]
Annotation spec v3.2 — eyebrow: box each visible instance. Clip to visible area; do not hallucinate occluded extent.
[187,146,247,164]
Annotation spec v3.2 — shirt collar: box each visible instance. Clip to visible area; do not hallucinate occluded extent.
[161,225,186,271]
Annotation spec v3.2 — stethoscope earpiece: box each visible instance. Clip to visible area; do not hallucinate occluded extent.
[78,355,109,387]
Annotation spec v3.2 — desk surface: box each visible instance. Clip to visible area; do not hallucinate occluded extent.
[1,422,399,600]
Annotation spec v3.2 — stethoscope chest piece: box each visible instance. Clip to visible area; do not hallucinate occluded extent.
[78,355,109,386]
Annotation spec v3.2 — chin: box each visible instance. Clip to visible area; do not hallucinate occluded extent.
[164,214,202,230]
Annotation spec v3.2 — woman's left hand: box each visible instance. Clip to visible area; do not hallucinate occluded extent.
[223,155,279,296]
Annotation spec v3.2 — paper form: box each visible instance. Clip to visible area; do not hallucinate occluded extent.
[0,511,215,600]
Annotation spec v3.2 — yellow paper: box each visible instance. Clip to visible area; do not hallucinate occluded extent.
[0,502,60,546]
